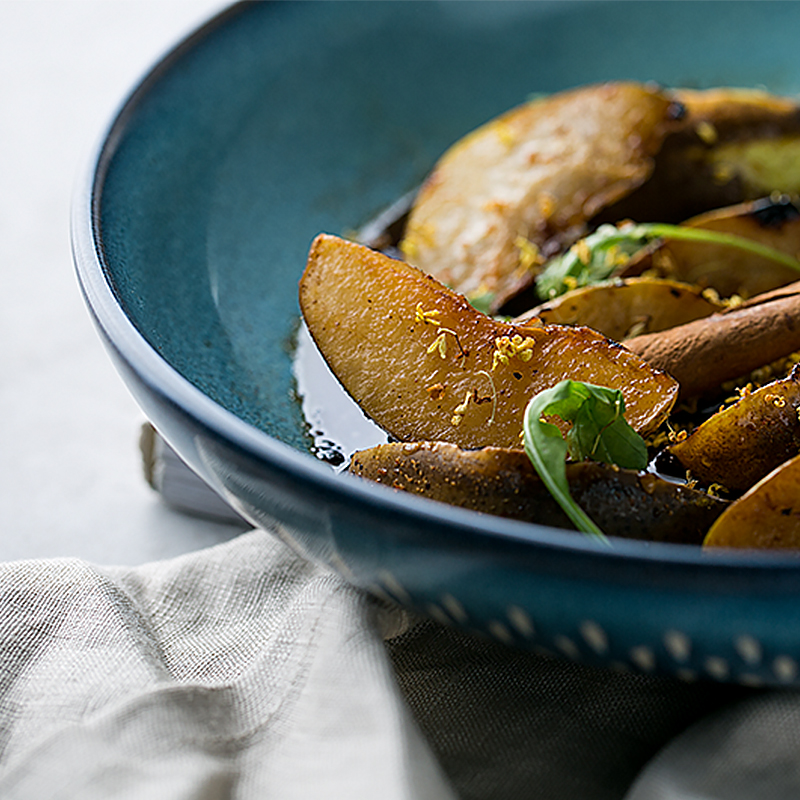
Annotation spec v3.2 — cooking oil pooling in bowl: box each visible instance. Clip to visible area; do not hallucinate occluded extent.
[293,322,388,468]
[291,197,411,468]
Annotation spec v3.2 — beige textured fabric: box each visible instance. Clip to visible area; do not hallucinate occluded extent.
[0,529,453,800]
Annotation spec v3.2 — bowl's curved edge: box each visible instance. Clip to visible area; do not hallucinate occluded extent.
[70,0,800,583]
[70,0,800,685]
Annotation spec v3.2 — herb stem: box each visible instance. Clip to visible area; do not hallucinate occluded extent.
[636,222,800,273]
[521,380,648,544]
[535,219,800,301]
[523,432,608,540]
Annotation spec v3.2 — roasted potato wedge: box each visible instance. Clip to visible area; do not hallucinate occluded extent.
[618,196,800,298]
[669,371,800,492]
[299,235,677,449]
[597,87,800,226]
[400,82,681,310]
[350,441,727,544]
[704,453,800,549]
[401,83,800,314]
[513,277,724,341]
[679,88,800,199]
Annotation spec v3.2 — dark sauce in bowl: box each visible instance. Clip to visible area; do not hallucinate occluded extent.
[293,322,388,469]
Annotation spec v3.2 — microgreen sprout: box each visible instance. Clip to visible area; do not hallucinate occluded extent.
[522,380,649,542]
[535,221,800,300]
[466,291,496,315]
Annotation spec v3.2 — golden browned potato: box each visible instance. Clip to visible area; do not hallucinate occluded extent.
[618,197,800,299]
[704,453,800,549]
[350,441,727,544]
[598,87,800,226]
[400,82,681,310]
[400,84,800,314]
[299,235,677,449]
[669,371,800,492]
[679,88,800,196]
[513,277,724,341]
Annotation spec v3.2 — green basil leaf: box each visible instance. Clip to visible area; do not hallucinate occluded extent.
[534,224,645,300]
[566,382,648,469]
[523,380,648,541]
[466,291,496,315]
[534,221,800,301]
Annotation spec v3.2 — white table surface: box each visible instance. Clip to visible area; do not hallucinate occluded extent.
[0,0,249,566]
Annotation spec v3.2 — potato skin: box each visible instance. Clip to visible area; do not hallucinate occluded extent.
[670,371,800,493]
[704,454,800,549]
[514,278,723,341]
[598,87,800,227]
[618,197,800,299]
[350,441,727,544]
[400,82,680,310]
[299,235,677,449]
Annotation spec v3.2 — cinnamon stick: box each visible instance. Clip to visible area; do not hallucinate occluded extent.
[624,281,800,398]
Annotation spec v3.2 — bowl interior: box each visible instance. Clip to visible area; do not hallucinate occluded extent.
[98,0,800,461]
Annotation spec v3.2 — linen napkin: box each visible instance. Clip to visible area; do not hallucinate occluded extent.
[0,529,450,799]
[1,520,777,799]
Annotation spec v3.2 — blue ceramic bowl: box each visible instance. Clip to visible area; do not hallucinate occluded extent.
[74,1,800,685]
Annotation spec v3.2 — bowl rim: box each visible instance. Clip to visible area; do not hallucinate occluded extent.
[70,0,800,586]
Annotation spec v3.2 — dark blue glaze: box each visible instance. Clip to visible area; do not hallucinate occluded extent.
[74,1,800,684]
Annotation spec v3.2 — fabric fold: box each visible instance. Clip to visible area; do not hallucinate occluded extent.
[0,529,454,800]
[625,690,800,800]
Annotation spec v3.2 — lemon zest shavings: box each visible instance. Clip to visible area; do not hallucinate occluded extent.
[492,334,536,371]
